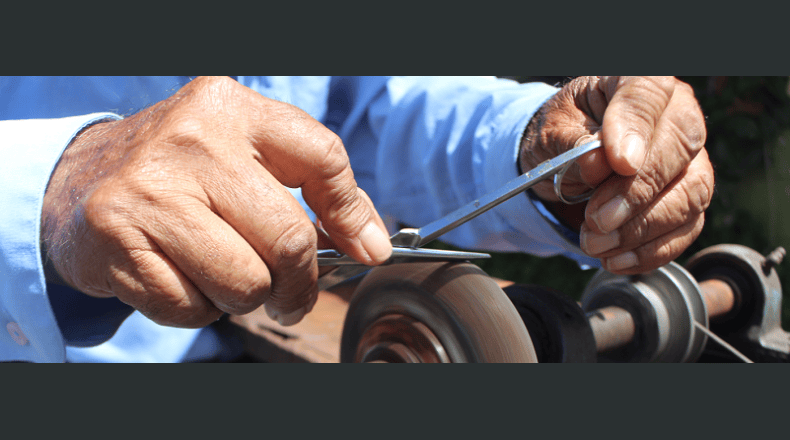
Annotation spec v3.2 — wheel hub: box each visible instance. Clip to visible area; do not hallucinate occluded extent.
[355,314,450,363]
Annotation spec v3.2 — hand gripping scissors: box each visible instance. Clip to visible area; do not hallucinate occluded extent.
[316,140,602,291]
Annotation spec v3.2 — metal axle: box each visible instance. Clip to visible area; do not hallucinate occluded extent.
[586,278,736,353]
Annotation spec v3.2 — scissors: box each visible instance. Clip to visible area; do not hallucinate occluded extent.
[316,140,602,291]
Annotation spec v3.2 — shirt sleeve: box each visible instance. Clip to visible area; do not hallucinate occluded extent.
[238,76,600,268]
[326,76,600,268]
[0,77,601,363]
[0,113,126,362]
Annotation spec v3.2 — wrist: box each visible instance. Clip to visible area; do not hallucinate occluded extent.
[519,100,587,231]
[518,99,546,174]
[518,99,564,203]
[41,119,118,288]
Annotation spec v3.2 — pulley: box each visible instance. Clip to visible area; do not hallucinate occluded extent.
[580,262,709,363]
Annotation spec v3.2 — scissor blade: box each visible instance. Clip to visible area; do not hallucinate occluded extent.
[317,247,490,266]
[410,140,602,248]
[316,248,490,292]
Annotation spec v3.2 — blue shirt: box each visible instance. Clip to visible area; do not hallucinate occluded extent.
[0,76,598,362]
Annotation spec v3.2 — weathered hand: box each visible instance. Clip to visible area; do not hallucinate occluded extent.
[41,76,392,327]
[520,76,712,274]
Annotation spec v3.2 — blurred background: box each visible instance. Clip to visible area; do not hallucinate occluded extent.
[462,76,790,324]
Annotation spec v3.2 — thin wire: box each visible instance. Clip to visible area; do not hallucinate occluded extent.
[694,322,754,363]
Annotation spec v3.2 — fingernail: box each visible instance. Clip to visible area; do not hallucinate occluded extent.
[360,221,392,264]
[277,306,307,326]
[574,134,597,148]
[606,251,638,271]
[581,229,620,256]
[622,134,646,172]
[591,196,630,233]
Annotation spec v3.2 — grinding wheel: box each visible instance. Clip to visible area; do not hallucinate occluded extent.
[340,262,538,363]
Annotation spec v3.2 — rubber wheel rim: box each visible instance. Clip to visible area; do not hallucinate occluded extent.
[340,262,538,363]
[504,284,598,363]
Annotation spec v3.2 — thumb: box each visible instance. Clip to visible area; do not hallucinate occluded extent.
[599,76,676,176]
[239,91,393,266]
[303,172,392,265]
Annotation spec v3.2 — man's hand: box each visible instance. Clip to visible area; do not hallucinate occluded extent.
[41,76,392,328]
[520,76,713,274]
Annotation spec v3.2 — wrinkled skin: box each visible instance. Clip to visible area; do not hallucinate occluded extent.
[41,76,392,328]
[41,76,712,331]
[520,76,712,274]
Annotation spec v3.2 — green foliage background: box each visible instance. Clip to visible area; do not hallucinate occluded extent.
[440,77,790,326]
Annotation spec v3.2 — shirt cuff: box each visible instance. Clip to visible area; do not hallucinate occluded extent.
[42,115,139,348]
[0,113,123,362]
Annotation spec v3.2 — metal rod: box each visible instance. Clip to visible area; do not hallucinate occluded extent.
[587,306,636,353]
[584,278,740,356]
[699,278,736,320]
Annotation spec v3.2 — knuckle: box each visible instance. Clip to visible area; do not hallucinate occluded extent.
[82,186,119,227]
[651,242,678,266]
[566,76,594,98]
[679,158,715,217]
[688,172,714,215]
[667,109,707,155]
[629,76,675,99]
[315,134,351,178]
[613,77,676,126]
[320,180,367,234]
[617,92,666,130]
[267,278,316,315]
[82,185,137,240]
[634,215,705,272]
[161,113,209,147]
[105,249,229,328]
[270,218,317,269]
[220,273,271,315]
[116,275,221,329]
[675,79,695,96]
[636,75,674,99]
[295,131,352,195]
[652,76,678,93]
[192,75,237,95]
[146,290,217,328]
[637,237,679,269]
[625,209,653,245]
[188,239,271,315]
[633,171,662,206]
[264,220,318,313]
[182,76,242,122]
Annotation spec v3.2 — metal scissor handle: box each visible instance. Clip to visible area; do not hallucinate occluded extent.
[388,139,602,248]
[554,155,597,204]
